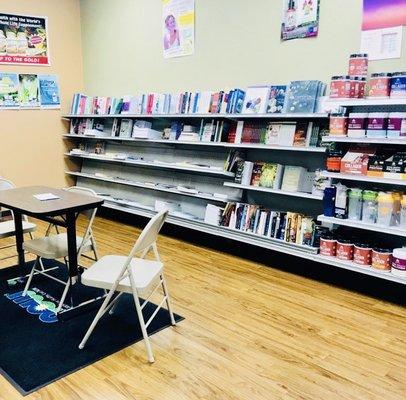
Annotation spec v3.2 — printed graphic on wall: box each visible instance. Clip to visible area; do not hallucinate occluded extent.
[0,13,50,65]
[361,0,406,60]
[38,74,61,108]
[281,0,320,41]
[18,73,40,108]
[162,0,194,58]
[0,72,19,108]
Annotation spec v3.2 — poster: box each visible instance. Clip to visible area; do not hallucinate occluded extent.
[0,13,49,65]
[281,0,320,41]
[18,74,40,108]
[361,0,406,60]
[0,72,19,108]
[38,74,61,108]
[162,0,194,58]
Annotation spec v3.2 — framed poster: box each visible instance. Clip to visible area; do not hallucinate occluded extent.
[18,74,40,108]
[281,0,320,41]
[38,74,61,109]
[162,0,195,58]
[0,13,50,65]
[0,72,19,109]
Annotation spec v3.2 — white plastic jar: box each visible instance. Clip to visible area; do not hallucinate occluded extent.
[392,248,406,277]
[347,113,368,138]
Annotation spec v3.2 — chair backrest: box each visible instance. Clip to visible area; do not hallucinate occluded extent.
[130,210,168,257]
[64,186,99,254]
[0,178,16,219]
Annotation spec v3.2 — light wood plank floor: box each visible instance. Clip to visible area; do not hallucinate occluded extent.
[0,216,405,400]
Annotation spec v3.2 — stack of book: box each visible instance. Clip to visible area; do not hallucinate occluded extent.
[217,202,317,247]
[284,80,326,114]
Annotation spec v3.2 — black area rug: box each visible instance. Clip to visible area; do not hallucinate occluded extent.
[0,260,183,395]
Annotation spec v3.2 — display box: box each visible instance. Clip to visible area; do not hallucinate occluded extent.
[341,147,376,175]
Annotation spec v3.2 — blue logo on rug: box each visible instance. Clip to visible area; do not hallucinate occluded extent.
[5,290,58,323]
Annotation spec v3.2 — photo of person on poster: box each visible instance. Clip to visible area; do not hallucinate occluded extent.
[163,14,180,50]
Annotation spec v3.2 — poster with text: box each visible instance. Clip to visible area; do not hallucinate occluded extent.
[18,74,40,108]
[39,74,60,108]
[0,13,50,65]
[162,0,194,58]
[281,0,320,41]
[0,72,19,108]
[361,0,406,60]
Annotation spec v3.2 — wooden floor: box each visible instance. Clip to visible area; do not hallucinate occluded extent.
[0,216,405,400]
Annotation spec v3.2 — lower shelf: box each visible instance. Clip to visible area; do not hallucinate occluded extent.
[101,201,406,284]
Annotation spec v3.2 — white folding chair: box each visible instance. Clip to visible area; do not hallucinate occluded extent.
[0,178,36,261]
[22,186,100,313]
[78,209,176,363]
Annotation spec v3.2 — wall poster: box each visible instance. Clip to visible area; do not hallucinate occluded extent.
[18,74,40,108]
[162,0,194,58]
[281,0,320,41]
[0,72,19,108]
[0,13,50,65]
[361,0,406,60]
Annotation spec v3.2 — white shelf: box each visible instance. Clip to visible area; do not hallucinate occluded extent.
[318,215,406,237]
[322,136,406,145]
[63,134,325,152]
[66,171,238,203]
[63,112,329,119]
[65,153,235,178]
[100,200,406,285]
[314,255,406,284]
[224,182,323,200]
[320,171,406,186]
[101,199,318,254]
[326,98,406,107]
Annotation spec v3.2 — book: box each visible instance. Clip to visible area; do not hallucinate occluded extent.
[267,85,286,114]
[242,86,270,114]
[284,80,323,114]
[259,163,284,189]
[281,166,307,192]
[251,163,264,187]
[119,119,133,138]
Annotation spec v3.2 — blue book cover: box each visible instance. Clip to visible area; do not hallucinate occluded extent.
[39,74,61,108]
[284,80,322,114]
[234,89,246,114]
[267,85,286,113]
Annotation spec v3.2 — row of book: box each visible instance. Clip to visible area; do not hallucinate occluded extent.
[69,80,326,116]
[206,202,317,247]
[69,118,324,148]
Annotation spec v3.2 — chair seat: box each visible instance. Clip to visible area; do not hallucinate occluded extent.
[81,255,163,293]
[23,233,92,259]
[0,220,36,239]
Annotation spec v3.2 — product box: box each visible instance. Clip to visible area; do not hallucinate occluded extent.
[340,146,376,175]
[367,155,386,177]
[383,153,406,180]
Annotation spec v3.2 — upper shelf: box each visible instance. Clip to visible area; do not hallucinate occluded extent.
[321,171,406,186]
[62,134,326,152]
[326,98,406,107]
[322,136,406,145]
[62,112,329,119]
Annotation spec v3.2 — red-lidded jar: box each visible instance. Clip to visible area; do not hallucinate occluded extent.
[330,76,351,98]
[320,233,337,257]
[354,243,372,266]
[336,239,354,261]
[329,114,348,136]
[368,73,392,98]
[371,248,392,271]
[348,54,368,77]
[326,150,343,172]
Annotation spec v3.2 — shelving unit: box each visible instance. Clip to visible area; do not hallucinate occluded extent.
[322,137,406,145]
[317,215,406,237]
[65,152,235,178]
[63,134,326,152]
[320,171,406,186]
[326,98,406,107]
[66,171,239,203]
[224,182,323,200]
[63,112,329,120]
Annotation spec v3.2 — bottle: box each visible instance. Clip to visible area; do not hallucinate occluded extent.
[376,192,394,226]
[323,187,336,217]
[334,183,348,219]
[17,30,28,55]
[0,31,6,55]
[362,190,378,224]
[400,195,406,229]
[348,188,363,220]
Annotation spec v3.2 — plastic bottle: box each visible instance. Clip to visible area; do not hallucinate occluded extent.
[400,196,406,229]
[377,192,394,226]
[362,190,378,224]
[348,188,363,220]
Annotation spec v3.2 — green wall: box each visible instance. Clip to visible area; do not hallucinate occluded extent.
[80,0,406,96]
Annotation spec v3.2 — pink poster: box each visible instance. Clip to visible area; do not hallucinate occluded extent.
[362,0,406,31]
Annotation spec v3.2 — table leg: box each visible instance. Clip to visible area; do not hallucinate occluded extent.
[14,212,25,268]
[66,211,78,280]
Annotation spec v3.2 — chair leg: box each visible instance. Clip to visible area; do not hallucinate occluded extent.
[90,236,100,261]
[131,289,155,363]
[161,274,176,326]
[23,256,39,296]
[55,279,71,313]
[79,288,116,349]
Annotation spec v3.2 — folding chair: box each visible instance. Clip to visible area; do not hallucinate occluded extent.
[78,209,176,363]
[0,178,36,261]
[22,186,100,313]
